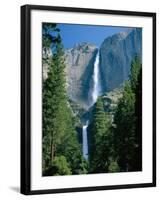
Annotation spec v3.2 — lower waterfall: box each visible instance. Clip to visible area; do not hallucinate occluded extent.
[82,123,89,160]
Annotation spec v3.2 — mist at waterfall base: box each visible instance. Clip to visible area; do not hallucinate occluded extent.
[82,51,101,160]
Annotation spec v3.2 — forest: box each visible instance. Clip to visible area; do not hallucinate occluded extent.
[42,23,142,176]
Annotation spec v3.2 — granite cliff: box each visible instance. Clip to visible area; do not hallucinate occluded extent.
[99,28,142,93]
[65,42,97,109]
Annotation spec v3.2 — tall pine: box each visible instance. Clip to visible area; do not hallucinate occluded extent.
[113,56,142,171]
[113,81,136,171]
[88,98,112,173]
[42,23,87,175]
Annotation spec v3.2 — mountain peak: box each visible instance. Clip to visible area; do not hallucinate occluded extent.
[117,31,129,39]
[73,42,97,51]
[65,42,97,55]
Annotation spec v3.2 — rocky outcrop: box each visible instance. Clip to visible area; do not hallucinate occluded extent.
[65,42,97,109]
[99,28,142,93]
[102,87,123,113]
[42,48,52,80]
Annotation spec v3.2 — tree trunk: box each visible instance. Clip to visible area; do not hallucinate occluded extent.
[51,142,56,162]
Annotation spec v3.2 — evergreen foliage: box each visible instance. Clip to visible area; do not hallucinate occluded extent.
[43,156,71,176]
[133,67,142,171]
[108,160,120,172]
[42,23,87,175]
[113,81,136,171]
[88,98,113,173]
[113,56,142,171]
[130,56,142,92]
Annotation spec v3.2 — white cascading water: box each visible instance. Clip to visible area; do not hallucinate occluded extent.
[82,121,89,160]
[82,50,101,160]
[91,50,101,105]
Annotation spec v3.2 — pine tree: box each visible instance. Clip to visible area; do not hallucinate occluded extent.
[88,98,112,173]
[42,23,63,171]
[114,81,135,171]
[130,56,142,171]
[113,56,142,172]
[132,67,142,171]
[56,105,88,174]
[42,23,87,175]
[42,23,60,52]
[42,24,69,172]
[43,156,72,176]
[130,56,141,92]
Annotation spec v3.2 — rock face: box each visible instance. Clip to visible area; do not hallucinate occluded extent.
[42,48,52,80]
[99,28,142,93]
[102,87,123,113]
[65,42,97,109]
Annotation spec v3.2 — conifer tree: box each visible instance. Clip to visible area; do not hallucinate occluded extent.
[42,23,62,171]
[89,98,112,173]
[132,67,142,171]
[42,23,87,175]
[114,81,135,171]
[130,56,141,92]
[113,56,142,172]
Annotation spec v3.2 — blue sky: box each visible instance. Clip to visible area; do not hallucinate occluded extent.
[57,23,131,49]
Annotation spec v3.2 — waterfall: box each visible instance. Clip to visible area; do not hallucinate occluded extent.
[82,122,89,160]
[82,50,101,160]
[91,50,101,105]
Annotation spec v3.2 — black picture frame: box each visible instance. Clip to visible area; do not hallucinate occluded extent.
[21,4,156,195]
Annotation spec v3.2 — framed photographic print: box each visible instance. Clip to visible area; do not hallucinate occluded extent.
[21,4,156,195]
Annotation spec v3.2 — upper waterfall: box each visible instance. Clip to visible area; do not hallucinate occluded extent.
[91,50,101,106]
